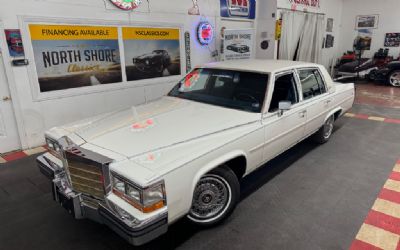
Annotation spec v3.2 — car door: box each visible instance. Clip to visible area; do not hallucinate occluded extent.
[296,68,332,138]
[262,70,307,162]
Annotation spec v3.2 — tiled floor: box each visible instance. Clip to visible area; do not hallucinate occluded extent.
[355,81,400,109]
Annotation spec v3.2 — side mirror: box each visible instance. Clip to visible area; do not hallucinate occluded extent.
[278,101,292,116]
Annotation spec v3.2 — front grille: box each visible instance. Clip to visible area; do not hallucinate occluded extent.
[64,146,111,200]
[67,159,104,199]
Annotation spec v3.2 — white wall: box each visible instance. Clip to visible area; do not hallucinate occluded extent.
[340,0,400,58]
[1,0,273,149]
[276,0,344,71]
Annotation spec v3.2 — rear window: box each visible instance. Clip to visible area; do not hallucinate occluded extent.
[298,69,327,100]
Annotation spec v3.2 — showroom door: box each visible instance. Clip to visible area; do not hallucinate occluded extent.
[0,49,20,153]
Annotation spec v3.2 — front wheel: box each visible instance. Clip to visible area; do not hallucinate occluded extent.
[187,166,240,227]
[313,115,335,144]
[388,70,400,87]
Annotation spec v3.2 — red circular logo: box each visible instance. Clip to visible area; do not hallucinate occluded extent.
[110,0,142,10]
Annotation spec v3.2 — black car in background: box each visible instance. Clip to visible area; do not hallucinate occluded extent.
[226,44,250,53]
[133,50,171,76]
[370,61,400,87]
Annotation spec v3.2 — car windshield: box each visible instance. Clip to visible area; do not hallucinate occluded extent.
[168,68,268,113]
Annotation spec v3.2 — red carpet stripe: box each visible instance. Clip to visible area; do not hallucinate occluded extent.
[364,210,400,235]
[2,151,27,162]
[354,114,370,120]
[349,239,383,250]
[379,188,400,204]
[385,118,400,125]
[390,172,400,182]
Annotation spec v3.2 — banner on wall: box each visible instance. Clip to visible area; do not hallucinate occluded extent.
[223,29,255,61]
[29,25,122,92]
[288,0,320,9]
[123,27,181,81]
[220,0,256,19]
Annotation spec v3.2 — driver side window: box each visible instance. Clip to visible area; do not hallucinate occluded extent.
[269,72,299,112]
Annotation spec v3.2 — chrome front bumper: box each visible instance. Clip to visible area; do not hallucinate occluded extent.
[37,155,168,246]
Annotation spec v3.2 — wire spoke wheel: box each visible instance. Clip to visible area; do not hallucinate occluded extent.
[389,71,400,87]
[188,174,232,223]
[323,116,334,139]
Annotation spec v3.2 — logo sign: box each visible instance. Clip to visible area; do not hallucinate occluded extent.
[220,0,256,19]
[109,0,142,10]
[197,22,214,46]
[288,0,320,9]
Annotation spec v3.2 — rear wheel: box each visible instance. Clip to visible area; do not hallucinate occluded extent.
[388,70,400,87]
[187,166,240,227]
[313,115,335,144]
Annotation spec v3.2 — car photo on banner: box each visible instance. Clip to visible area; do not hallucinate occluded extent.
[226,44,250,53]
[123,27,181,81]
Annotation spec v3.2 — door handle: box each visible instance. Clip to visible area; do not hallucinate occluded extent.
[2,96,11,101]
[325,100,332,104]
[299,110,307,118]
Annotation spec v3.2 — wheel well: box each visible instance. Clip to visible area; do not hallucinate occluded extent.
[223,156,247,180]
[334,110,342,121]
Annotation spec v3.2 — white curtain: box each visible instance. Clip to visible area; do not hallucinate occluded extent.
[279,10,306,60]
[297,14,324,63]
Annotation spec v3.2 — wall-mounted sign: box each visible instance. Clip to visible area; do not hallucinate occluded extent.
[223,29,255,61]
[220,0,256,19]
[197,22,213,45]
[355,15,379,30]
[275,20,282,40]
[122,27,181,81]
[29,24,122,92]
[184,32,192,73]
[109,0,142,10]
[4,29,24,57]
[385,33,400,47]
[325,34,334,48]
[289,0,320,9]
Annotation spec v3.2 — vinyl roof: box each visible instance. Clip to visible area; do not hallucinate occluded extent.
[202,59,322,73]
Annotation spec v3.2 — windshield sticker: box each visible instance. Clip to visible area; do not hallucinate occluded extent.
[181,71,200,89]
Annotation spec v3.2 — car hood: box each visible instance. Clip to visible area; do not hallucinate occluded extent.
[60,97,259,159]
[136,53,158,60]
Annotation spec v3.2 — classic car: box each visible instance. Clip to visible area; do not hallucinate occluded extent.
[37,60,355,246]
[226,44,250,53]
[369,60,400,87]
[335,48,393,81]
[133,50,171,76]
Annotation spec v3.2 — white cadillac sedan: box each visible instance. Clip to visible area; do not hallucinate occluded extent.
[37,60,355,246]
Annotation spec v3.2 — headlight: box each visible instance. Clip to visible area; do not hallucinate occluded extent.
[112,176,125,193]
[111,172,166,213]
[126,184,141,203]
